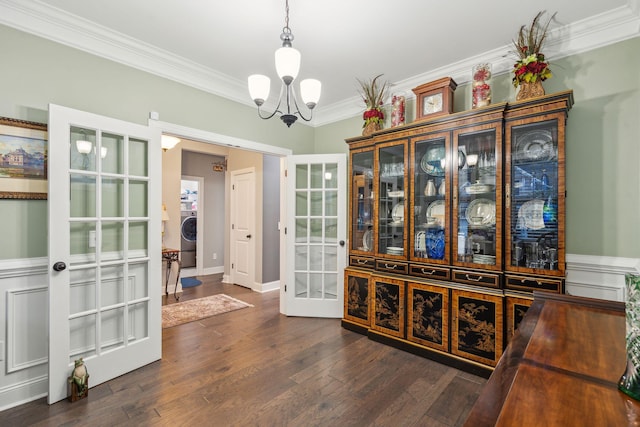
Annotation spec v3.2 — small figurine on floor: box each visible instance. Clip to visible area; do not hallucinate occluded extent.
[68,358,89,401]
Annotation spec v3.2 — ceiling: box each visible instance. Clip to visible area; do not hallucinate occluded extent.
[1,0,638,126]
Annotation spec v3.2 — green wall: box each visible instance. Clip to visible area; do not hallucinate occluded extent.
[315,37,640,258]
[0,23,638,260]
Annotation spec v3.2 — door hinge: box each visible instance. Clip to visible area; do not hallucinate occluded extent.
[232,224,235,229]
[284,227,287,235]
[284,169,287,177]
[232,263,234,269]
[232,184,235,190]
[285,284,287,292]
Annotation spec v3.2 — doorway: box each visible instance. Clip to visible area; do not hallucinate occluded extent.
[180,176,201,274]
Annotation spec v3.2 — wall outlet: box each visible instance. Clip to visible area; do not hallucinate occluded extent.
[213,253,217,260]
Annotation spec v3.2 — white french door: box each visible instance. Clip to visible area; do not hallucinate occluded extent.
[283,154,346,317]
[48,104,161,403]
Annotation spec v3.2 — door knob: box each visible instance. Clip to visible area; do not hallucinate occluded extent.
[246,234,252,239]
[339,240,345,247]
[53,261,67,272]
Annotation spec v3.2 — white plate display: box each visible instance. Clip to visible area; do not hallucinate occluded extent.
[518,199,545,230]
[515,129,554,161]
[426,200,445,226]
[465,198,496,226]
[465,182,495,194]
[391,202,404,222]
[388,190,404,198]
[362,230,373,251]
[386,246,403,255]
[420,145,446,176]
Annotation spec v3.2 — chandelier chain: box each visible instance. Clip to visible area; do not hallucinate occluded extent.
[283,0,290,34]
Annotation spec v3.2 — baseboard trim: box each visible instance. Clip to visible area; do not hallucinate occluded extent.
[202,266,224,276]
[255,280,280,293]
[0,374,47,411]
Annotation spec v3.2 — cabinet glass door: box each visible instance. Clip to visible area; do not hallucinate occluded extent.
[350,149,374,254]
[506,118,563,275]
[377,142,407,258]
[453,124,502,270]
[411,134,449,264]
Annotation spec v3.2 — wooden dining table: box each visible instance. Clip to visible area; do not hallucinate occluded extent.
[465,291,640,426]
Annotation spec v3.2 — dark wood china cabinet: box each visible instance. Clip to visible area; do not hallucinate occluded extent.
[343,91,573,374]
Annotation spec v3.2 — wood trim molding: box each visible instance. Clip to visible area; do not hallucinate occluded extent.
[0,257,48,278]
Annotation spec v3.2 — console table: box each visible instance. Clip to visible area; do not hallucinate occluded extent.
[465,291,640,426]
[162,248,181,300]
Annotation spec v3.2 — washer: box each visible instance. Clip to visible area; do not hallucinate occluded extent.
[180,211,197,268]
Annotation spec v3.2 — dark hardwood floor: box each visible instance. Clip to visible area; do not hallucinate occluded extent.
[0,274,485,426]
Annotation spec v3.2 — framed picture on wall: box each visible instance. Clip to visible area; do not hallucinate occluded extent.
[0,117,47,200]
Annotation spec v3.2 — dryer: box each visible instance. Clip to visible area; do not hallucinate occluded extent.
[180,211,197,268]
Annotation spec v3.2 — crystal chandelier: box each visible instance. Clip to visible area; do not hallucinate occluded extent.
[248,0,321,127]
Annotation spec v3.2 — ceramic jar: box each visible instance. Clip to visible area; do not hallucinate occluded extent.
[391,94,405,127]
[472,63,492,109]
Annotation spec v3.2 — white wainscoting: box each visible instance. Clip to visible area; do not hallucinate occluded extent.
[0,257,49,411]
[566,254,640,301]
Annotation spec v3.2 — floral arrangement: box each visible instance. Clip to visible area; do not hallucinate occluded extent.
[512,11,556,88]
[357,74,388,128]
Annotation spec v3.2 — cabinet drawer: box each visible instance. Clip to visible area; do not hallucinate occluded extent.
[350,255,375,269]
[505,275,563,293]
[409,263,450,280]
[452,270,501,289]
[375,259,409,275]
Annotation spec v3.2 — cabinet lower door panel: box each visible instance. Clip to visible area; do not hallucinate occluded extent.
[372,276,405,338]
[344,269,371,327]
[505,294,533,344]
[452,289,503,367]
[407,282,449,352]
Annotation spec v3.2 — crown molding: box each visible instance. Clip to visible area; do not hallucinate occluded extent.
[1,0,638,128]
[314,1,640,126]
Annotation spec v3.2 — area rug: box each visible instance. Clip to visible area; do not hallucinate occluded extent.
[162,294,253,328]
[180,277,202,288]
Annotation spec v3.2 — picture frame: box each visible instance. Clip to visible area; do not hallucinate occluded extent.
[0,117,48,200]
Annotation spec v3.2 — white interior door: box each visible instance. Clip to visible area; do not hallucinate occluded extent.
[48,104,161,404]
[284,154,346,317]
[230,168,255,289]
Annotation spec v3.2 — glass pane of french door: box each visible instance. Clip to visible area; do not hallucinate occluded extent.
[68,126,150,362]
[294,162,339,300]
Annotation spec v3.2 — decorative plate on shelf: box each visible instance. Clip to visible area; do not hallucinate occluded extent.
[391,202,404,222]
[426,200,445,226]
[515,129,555,161]
[518,199,545,230]
[420,145,446,176]
[465,182,495,194]
[362,230,373,251]
[388,190,404,198]
[465,198,496,226]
